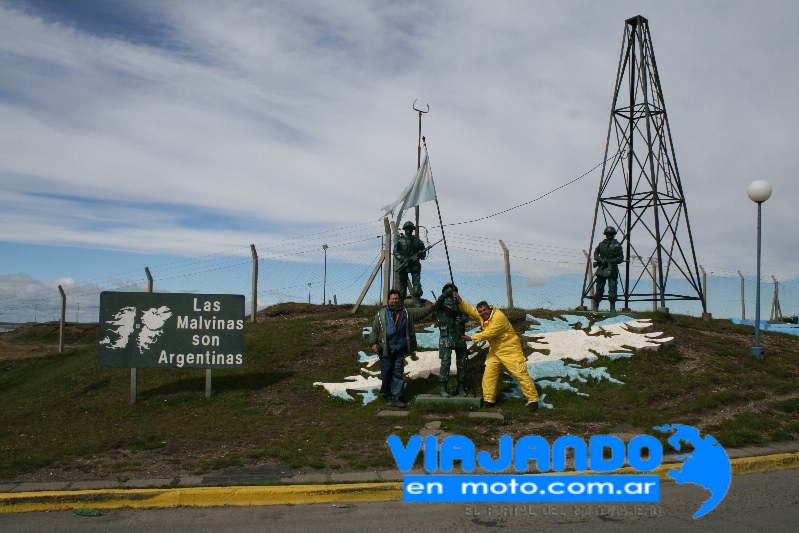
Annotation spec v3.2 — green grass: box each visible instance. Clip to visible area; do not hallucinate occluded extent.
[0,304,798,480]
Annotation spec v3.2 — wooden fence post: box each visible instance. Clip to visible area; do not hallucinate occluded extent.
[584,250,594,300]
[131,267,154,404]
[351,254,386,314]
[577,250,593,310]
[250,244,258,323]
[770,275,783,322]
[389,220,398,294]
[498,240,513,309]
[58,285,66,353]
[700,265,706,305]
[352,219,396,314]
[700,266,712,319]
[737,270,745,320]
[650,258,657,313]
[383,217,392,304]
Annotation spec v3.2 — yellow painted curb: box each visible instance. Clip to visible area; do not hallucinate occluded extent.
[0,452,796,513]
[535,451,799,480]
[729,451,799,475]
[0,482,402,514]
[611,451,799,479]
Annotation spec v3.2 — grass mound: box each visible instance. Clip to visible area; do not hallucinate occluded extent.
[0,305,797,481]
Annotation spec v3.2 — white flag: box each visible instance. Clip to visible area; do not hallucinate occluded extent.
[382,153,437,219]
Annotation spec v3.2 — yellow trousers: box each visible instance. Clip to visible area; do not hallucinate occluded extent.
[482,354,539,403]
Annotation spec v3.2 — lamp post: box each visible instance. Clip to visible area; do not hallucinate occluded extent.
[322,244,328,305]
[747,180,772,358]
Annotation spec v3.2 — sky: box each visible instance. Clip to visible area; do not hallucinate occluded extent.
[1,0,797,323]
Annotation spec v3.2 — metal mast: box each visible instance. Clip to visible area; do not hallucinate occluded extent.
[581,15,705,312]
[413,99,429,236]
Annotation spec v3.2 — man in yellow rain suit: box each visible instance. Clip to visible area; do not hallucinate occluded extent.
[457,291,539,411]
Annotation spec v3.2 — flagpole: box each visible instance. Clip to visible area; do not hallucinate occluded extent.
[413,100,429,237]
[435,197,454,285]
[423,137,454,285]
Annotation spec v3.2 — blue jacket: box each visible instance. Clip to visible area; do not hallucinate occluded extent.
[369,305,433,358]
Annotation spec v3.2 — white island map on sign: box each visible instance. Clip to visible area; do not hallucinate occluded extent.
[99,305,173,354]
[314,314,673,407]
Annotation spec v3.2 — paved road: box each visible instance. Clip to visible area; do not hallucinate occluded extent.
[1,468,796,532]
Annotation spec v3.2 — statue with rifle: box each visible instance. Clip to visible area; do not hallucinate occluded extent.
[394,220,427,306]
[434,283,469,397]
[592,226,624,311]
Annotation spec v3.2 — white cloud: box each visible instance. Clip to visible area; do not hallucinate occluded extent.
[0,274,105,323]
[1,1,797,315]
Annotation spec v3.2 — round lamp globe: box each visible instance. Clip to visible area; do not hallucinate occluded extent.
[747,180,772,203]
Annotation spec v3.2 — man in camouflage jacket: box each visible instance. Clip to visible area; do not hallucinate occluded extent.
[435,283,469,397]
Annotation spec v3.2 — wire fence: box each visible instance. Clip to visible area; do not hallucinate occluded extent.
[1,218,796,326]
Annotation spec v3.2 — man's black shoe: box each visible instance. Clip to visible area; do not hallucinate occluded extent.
[526,401,539,412]
[481,400,496,408]
[390,400,407,408]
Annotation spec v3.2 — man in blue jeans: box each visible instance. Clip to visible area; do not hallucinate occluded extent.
[369,289,433,407]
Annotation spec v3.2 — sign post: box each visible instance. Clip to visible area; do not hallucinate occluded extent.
[98,292,245,399]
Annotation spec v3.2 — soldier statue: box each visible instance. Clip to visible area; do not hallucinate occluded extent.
[592,226,624,311]
[394,220,427,306]
[434,283,469,397]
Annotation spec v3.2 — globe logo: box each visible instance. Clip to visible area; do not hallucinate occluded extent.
[654,424,732,519]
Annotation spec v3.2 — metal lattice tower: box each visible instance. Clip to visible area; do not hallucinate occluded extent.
[581,15,706,312]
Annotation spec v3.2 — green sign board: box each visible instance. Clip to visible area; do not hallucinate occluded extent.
[98,292,245,369]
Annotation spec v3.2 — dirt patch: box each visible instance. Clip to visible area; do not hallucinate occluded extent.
[672,341,707,374]
[0,322,98,360]
[9,440,298,484]
[697,392,799,431]
[0,341,60,360]
[327,317,367,328]
[257,303,358,319]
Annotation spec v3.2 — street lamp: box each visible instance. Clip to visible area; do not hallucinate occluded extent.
[747,180,772,358]
[322,244,328,305]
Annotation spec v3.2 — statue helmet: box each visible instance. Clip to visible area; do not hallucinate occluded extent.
[402,221,416,231]
[441,283,458,296]
[603,226,617,236]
